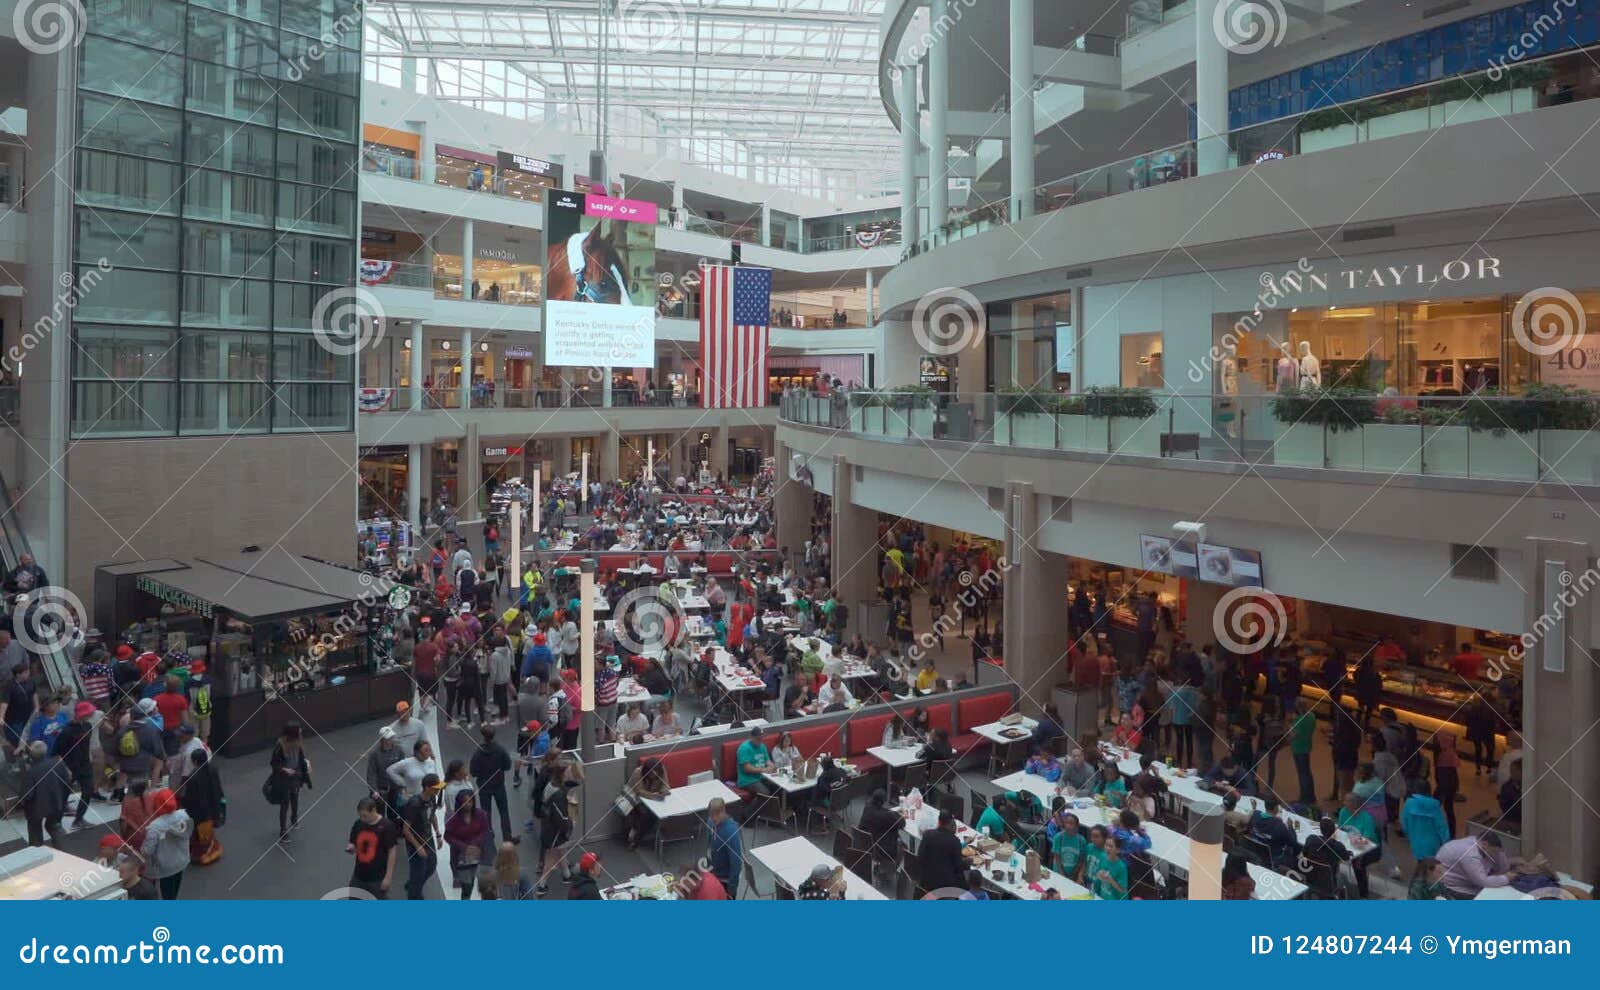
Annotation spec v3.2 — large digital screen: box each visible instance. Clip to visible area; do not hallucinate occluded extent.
[1139,534,1197,578]
[543,191,659,367]
[1198,543,1265,587]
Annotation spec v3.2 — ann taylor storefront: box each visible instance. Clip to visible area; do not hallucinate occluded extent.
[1081,231,1600,441]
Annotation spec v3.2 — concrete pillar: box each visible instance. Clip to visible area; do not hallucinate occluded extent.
[1185,580,1224,652]
[878,316,921,388]
[460,328,473,410]
[407,444,423,535]
[554,436,573,478]
[1195,0,1230,176]
[460,423,481,518]
[1522,537,1599,880]
[760,204,771,246]
[1009,0,1036,221]
[602,371,613,407]
[1001,481,1070,714]
[600,428,620,483]
[829,456,877,638]
[897,64,921,248]
[710,421,730,480]
[409,323,424,411]
[671,182,685,227]
[927,0,951,234]
[773,441,810,559]
[865,269,876,325]
[461,218,475,298]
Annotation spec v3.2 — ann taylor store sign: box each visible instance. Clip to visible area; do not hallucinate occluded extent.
[1332,258,1502,290]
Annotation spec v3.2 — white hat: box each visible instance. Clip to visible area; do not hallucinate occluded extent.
[379,726,396,740]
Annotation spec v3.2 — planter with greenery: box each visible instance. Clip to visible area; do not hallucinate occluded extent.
[1080,387,1160,456]
[1270,386,1375,467]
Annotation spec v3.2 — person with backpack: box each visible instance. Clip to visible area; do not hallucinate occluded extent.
[536,757,583,895]
[117,700,166,790]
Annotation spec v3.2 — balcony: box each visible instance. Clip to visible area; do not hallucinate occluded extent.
[780,388,1600,488]
[908,58,1600,259]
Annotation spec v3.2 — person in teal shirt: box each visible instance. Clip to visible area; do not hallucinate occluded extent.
[974,793,1010,840]
[1400,782,1451,860]
[1288,701,1318,804]
[734,727,772,789]
[1082,824,1109,883]
[1336,792,1380,844]
[1050,814,1089,880]
[1096,760,1127,807]
[1092,836,1131,899]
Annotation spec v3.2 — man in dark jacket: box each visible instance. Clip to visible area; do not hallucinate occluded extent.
[21,741,73,846]
[857,788,903,862]
[56,702,100,825]
[917,811,966,894]
[469,725,515,839]
[569,851,603,899]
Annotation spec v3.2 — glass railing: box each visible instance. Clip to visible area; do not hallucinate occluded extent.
[654,295,870,329]
[367,379,783,411]
[430,267,541,306]
[905,59,1599,258]
[1125,0,1193,41]
[359,258,432,290]
[360,151,553,204]
[780,389,1600,486]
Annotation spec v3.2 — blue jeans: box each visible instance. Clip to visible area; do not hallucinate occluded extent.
[406,846,437,900]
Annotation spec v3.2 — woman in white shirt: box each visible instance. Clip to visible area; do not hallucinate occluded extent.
[817,673,853,711]
[615,703,651,743]
[386,739,441,799]
[770,731,802,770]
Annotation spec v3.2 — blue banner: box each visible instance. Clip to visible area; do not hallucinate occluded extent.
[0,902,1590,983]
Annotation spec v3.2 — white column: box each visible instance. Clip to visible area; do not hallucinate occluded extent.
[927,0,951,234]
[897,63,921,248]
[407,443,423,534]
[759,204,771,246]
[1009,0,1036,221]
[409,322,424,411]
[461,219,475,299]
[865,269,876,325]
[460,328,472,409]
[602,371,613,407]
[1195,0,1230,176]
[671,182,685,227]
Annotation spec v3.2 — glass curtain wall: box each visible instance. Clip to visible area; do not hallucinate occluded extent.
[72,0,360,437]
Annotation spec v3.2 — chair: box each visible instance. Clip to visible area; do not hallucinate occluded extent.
[831,830,856,863]
[653,813,701,863]
[740,848,770,899]
[1238,833,1274,867]
[686,770,716,784]
[1303,855,1346,900]
[774,880,795,900]
[936,791,966,823]
[895,844,925,899]
[925,758,959,797]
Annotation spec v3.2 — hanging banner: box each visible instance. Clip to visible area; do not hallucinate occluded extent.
[855,229,885,249]
[358,388,393,412]
[358,259,395,286]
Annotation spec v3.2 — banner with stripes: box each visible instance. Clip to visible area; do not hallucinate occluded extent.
[699,264,771,408]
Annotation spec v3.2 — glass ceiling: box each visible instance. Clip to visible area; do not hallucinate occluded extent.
[364,0,897,199]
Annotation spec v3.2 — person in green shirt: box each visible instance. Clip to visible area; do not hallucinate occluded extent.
[1092,836,1131,900]
[974,793,1009,840]
[1336,792,1380,844]
[1096,761,1127,807]
[1288,701,1318,805]
[1050,817,1089,880]
[1082,824,1109,883]
[735,727,774,790]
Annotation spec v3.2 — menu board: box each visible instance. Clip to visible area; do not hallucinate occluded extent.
[1197,544,1265,587]
[1139,534,1197,578]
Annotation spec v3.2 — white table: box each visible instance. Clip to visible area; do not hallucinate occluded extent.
[601,874,679,900]
[695,717,769,735]
[616,677,654,707]
[638,779,742,821]
[971,717,1039,746]
[749,836,886,900]
[762,768,820,794]
[992,770,1065,808]
[868,743,924,770]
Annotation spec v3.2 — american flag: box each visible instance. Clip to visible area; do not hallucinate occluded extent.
[699,264,771,408]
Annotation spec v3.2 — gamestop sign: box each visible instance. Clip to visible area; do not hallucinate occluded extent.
[544,191,659,368]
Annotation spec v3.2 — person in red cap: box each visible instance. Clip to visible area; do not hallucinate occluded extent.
[57,701,101,826]
[569,851,602,899]
[186,659,213,743]
[139,787,192,899]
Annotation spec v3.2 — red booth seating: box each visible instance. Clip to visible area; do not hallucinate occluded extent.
[719,733,778,798]
[786,723,845,760]
[924,703,953,738]
[844,711,894,772]
[657,745,716,788]
[954,692,1016,757]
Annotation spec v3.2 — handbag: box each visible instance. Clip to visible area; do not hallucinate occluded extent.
[261,774,279,805]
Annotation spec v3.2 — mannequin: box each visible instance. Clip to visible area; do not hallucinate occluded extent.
[1219,352,1240,439]
[1297,340,1322,389]
[1275,341,1299,392]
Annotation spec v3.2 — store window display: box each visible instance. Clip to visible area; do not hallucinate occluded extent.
[1120,332,1164,389]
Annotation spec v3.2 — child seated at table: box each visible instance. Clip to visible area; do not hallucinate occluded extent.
[1024,747,1062,782]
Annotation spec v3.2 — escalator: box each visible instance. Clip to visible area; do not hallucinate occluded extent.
[0,477,83,700]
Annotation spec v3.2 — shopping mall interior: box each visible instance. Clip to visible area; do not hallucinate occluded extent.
[0,0,1596,909]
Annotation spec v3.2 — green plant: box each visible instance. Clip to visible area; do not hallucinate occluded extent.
[996,386,1061,414]
[886,384,935,410]
[1462,385,1600,433]
[1083,386,1157,419]
[1271,386,1376,432]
